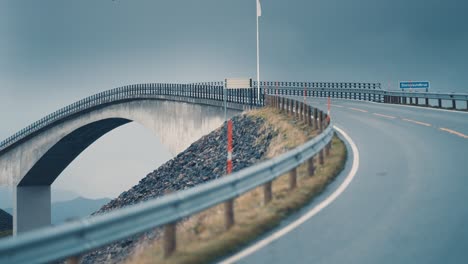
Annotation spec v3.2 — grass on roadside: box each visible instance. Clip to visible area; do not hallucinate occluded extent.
[126,107,347,264]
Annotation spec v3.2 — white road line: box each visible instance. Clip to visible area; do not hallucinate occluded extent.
[333,105,344,108]
[220,126,360,264]
[367,100,468,115]
[439,128,468,139]
[373,113,397,119]
[402,118,432,127]
[301,96,468,115]
[348,107,368,113]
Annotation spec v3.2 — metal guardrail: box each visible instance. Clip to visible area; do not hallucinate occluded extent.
[0,95,333,264]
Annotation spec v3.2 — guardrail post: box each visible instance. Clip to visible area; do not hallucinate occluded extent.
[224,200,235,230]
[163,222,177,258]
[289,167,297,190]
[303,102,307,122]
[299,102,303,120]
[295,101,299,119]
[163,189,177,258]
[284,98,288,114]
[264,182,272,204]
[313,108,318,130]
[319,111,323,132]
[308,156,315,176]
[319,112,325,165]
[292,100,295,117]
[66,256,81,264]
[299,102,303,121]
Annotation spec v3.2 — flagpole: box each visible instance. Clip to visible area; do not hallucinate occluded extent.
[256,1,260,104]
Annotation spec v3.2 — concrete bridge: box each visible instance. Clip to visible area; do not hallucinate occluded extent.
[0,82,253,234]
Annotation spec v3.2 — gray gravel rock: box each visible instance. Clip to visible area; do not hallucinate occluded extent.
[81,114,276,264]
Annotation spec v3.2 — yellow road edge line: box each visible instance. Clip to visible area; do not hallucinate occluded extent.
[373,113,397,119]
[402,118,432,127]
[349,107,368,113]
[439,128,468,139]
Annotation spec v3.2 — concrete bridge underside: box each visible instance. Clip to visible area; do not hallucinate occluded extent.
[0,99,238,234]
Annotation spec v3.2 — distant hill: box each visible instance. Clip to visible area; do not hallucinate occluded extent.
[51,197,111,224]
[4,197,111,225]
[0,209,12,238]
[0,187,80,209]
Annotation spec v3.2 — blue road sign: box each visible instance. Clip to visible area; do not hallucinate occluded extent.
[400,81,430,89]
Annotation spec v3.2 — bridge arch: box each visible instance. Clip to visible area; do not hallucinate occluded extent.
[0,97,240,234]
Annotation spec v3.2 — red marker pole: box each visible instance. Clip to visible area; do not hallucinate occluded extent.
[224,119,234,230]
[227,120,233,174]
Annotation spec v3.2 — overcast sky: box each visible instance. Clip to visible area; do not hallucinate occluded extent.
[1,0,467,198]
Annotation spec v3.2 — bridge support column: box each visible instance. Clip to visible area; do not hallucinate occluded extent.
[425,98,429,107]
[14,186,51,235]
[438,99,442,108]
[452,100,456,109]
[410,97,413,105]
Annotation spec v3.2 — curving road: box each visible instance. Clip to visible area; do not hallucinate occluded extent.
[227,97,468,264]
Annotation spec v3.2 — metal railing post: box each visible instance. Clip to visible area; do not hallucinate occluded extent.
[163,222,176,258]
[308,156,315,176]
[263,182,272,205]
[319,111,325,165]
[224,200,235,230]
[66,256,81,264]
[313,108,318,130]
[289,167,297,190]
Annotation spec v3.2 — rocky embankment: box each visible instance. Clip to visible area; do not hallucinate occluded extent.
[82,114,277,264]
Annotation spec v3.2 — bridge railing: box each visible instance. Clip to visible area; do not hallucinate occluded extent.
[262,81,468,109]
[0,81,468,155]
[2,81,467,155]
[0,83,261,154]
[0,95,334,264]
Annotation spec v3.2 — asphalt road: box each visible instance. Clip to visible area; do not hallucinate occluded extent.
[230,97,468,264]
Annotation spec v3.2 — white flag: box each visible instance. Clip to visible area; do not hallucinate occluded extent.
[257,0,262,17]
